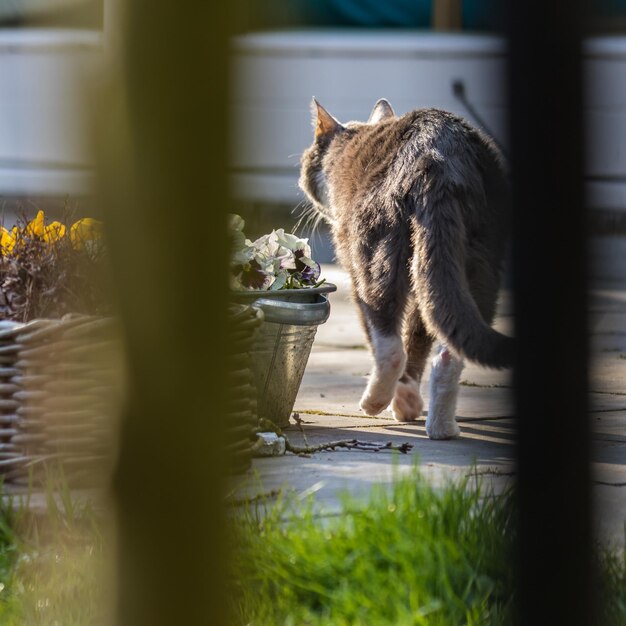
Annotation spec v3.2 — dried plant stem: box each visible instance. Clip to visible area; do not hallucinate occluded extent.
[285,438,413,455]
[257,417,413,456]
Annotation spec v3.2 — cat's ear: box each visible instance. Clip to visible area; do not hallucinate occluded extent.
[368,98,396,124]
[312,97,343,139]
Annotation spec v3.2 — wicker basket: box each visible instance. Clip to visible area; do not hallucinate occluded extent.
[0,304,264,482]
[0,315,122,486]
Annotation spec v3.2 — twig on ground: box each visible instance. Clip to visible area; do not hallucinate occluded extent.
[291,412,310,447]
[285,438,413,455]
[256,418,413,457]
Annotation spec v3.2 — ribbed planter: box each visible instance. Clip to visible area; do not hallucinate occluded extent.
[0,305,267,482]
[226,303,264,473]
[231,284,336,428]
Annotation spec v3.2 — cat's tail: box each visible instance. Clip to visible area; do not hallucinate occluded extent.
[412,195,514,369]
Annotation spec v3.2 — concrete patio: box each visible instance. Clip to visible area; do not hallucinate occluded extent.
[233,261,626,547]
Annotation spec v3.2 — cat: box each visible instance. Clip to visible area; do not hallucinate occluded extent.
[299,98,514,439]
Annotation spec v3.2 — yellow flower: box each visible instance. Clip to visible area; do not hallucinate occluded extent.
[43,221,66,244]
[0,227,15,253]
[25,210,45,238]
[70,218,103,250]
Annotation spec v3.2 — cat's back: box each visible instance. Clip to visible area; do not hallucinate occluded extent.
[327,108,502,203]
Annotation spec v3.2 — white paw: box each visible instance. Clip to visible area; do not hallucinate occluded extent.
[426,419,461,440]
[391,379,423,422]
[360,384,394,416]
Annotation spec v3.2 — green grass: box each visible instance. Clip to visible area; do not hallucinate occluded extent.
[0,469,620,624]
[0,474,105,625]
[229,469,517,625]
[229,468,626,626]
[597,539,626,626]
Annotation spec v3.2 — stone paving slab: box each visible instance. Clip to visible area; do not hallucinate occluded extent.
[593,461,626,485]
[592,411,626,439]
[235,417,515,515]
[593,337,626,354]
[458,364,512,388]
[236,411,625,545]
[299,348,515,418]
[298,353,624,416]
[314,308,367,350]
[591,356,626,394]
[594,486,626,546]
[589,288,626,312]
[239,264,626,547]
[295,383,515,421]
[234,454,515,516]
[590,312,626,335]
[293,410,623,444]
[286,413,516,450]
[589,392,626,412]
[593,440,626,466]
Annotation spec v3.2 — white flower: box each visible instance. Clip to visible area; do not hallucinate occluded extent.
[229,215,322,291]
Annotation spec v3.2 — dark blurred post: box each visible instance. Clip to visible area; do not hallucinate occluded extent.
[508,2,593,624]
[97,3,230,625]
[432,0,462,30]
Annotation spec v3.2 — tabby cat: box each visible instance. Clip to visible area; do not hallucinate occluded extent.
[299,98,514,439]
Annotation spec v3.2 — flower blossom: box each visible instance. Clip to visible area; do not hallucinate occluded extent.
[229,215,322,291]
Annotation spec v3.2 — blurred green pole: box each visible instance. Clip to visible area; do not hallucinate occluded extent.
[97,2,230,624]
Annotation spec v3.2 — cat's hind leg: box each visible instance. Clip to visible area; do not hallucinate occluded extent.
[353,290,407,417]
[426,346,464,439]
[391,304,433,422]
[360,329,406,416]
[347,235,411,417]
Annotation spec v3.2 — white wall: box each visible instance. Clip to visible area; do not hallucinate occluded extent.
[2,28,626,214]
[231,31,508,204]
[0,28,101,196]
[585,36,626,211]
[232,30,626,214]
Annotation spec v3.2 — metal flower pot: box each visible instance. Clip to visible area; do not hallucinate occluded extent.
[231,284,336,427]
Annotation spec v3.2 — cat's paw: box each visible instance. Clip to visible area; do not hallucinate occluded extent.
[359,390,391,416]
[425,419,461,440]
[360,378,396,415]
[391,379,423,422]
